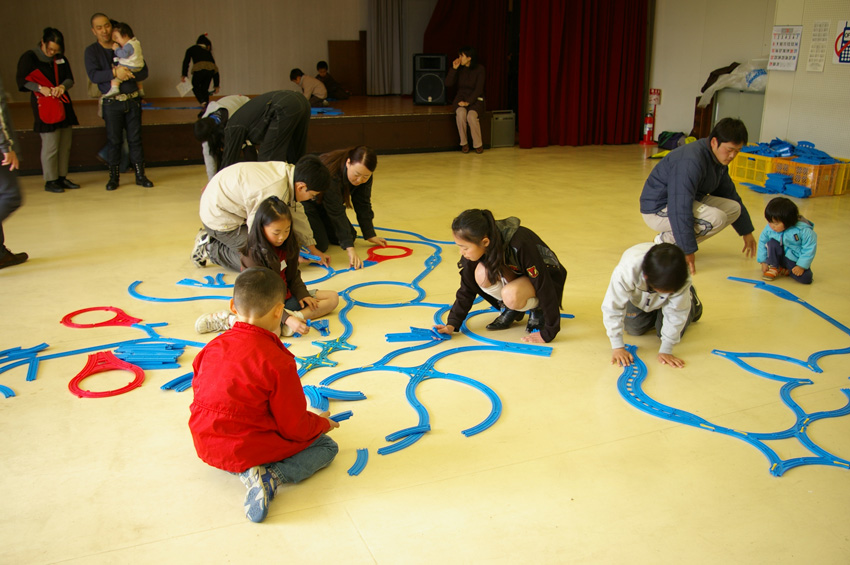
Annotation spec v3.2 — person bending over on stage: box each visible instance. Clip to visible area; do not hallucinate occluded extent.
[304,145,385,270]
[435,209,567,344]
[191,156,332,270]
[290,68,328,107]
[195,94,249,180]
[195,90,310,172]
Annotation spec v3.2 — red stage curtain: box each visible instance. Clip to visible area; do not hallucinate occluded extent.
[518,0,649,148]
[423,0,509,111]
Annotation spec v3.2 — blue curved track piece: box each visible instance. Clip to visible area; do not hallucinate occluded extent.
[618,277,850,476]
[0,384,15,398]
[347,448,369,476]
[128,280,230,302]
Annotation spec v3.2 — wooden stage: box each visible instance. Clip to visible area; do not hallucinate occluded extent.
[10,96,495,176]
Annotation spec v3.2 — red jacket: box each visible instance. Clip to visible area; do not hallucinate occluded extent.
[189,322,330,473]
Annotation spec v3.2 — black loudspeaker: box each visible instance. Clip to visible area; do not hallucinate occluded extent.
[413,53,446,105]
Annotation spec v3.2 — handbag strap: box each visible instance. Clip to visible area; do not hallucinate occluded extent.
[52,59,69,102]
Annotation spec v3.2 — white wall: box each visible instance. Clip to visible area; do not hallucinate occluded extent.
[650,0,849,157]
[649,0,775,139]
[761,0,850,157]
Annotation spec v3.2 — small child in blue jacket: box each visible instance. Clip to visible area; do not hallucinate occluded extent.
[757,196,816,284]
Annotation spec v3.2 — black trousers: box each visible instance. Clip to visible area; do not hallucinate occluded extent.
[102,97,144,166]
[0,163,23,252]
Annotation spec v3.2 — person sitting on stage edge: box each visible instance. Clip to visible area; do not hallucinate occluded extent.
[315,61,350,100]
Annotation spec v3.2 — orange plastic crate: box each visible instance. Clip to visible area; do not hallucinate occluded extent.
[833,159,850,196]
[773,158,837,197]
[729,152,775,186]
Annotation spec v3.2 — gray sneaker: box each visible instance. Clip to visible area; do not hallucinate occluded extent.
[191,230,210,267]
[195,310,234,334]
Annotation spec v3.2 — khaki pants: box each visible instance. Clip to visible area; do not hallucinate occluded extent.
[456,107,482,149]
[642,195,741,246]
[40,127,73,182]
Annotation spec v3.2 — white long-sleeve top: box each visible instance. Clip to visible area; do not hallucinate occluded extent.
[199,161,316,247]
[601,242,692,355]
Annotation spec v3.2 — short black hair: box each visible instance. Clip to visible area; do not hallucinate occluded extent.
[233,267,284,318]
[293,154,330,193]
[317,61,328,71]
[764,196,799,228]
[642,243,688,293]
[113,21,134,38]
[290,68,304,81]
[709,117,748,146]
[90,12,109,26]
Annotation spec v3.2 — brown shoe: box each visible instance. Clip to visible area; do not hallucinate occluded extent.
[475,146,483,154]
[461,144,469,153]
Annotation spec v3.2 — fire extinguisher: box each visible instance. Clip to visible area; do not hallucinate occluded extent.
[640,111,657,146]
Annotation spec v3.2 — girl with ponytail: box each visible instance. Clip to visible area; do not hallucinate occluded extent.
[435,209,567,344]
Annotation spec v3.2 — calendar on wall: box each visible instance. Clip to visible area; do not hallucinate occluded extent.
[768,25,803,71]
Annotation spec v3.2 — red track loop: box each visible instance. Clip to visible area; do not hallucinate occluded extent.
[61,306,143,328]
[68,351,145,398]
[366,245,413,263]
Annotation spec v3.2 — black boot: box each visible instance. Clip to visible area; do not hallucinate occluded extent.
[486,304,524,330]
[526,308,544,333]
[134,163,154,187]
[58,176,80,189]
[44,180,65,193]
[106,166,120,191]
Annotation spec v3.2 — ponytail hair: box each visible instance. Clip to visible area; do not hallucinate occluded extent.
[241,196,300,273]
[451,209,504,283]
[319,145,377,208]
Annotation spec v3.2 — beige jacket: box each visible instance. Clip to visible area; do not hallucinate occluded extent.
[199,161,316,247]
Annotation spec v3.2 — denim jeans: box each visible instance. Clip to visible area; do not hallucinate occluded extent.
[102,97,144,166]
[266,434,338,485]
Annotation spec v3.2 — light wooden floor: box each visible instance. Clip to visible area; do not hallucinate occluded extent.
[1,145,849,564]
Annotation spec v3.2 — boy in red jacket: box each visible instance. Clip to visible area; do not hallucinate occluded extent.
[189,267,340,523]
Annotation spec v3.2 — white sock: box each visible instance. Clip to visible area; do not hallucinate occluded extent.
[516,297,539,311]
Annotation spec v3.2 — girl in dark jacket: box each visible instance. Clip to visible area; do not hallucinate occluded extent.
[435,209,567,344]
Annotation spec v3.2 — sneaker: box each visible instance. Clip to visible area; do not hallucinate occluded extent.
[191,230,210,267]
[0,247,28,270]
[762,266,788,281]
[239,466,277,523]
[195,310,234,334]
[690,285,703,322]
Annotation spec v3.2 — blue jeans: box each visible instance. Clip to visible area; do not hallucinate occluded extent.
[102,97,144,166]
[266,434,338,484]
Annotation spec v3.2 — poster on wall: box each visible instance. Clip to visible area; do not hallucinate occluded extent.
[768,25,802,71]
[834,20,850,65]
[807,20,830,72]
